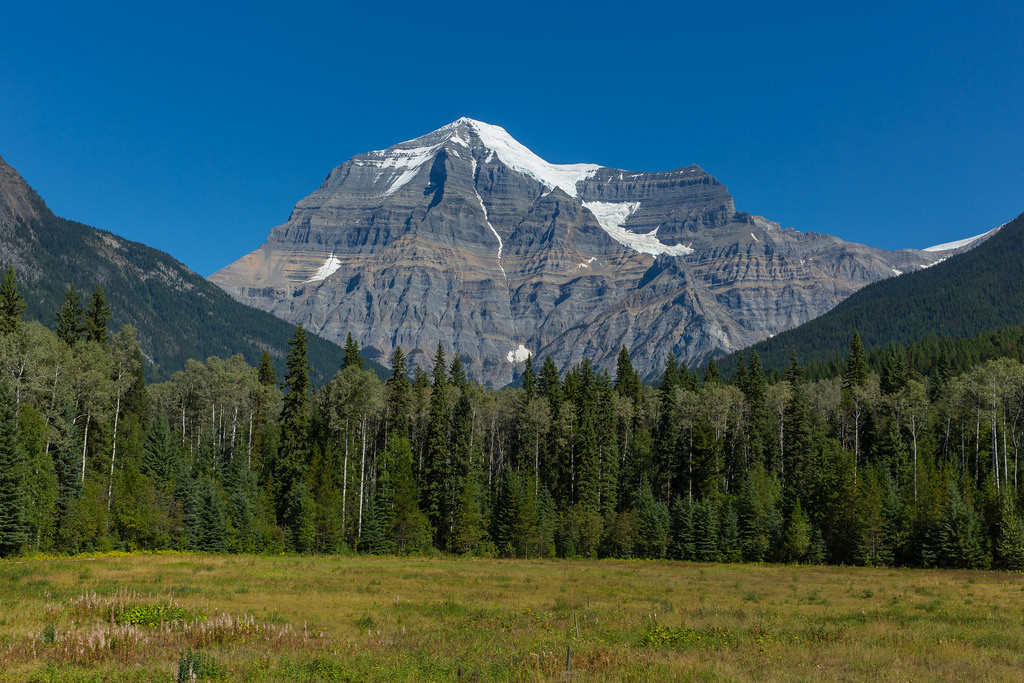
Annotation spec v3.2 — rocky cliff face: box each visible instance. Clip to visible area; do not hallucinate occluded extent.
[209,118,951,385]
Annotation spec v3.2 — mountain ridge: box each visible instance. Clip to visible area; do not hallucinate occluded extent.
[728,210,1024,374]
[0,154,348,383]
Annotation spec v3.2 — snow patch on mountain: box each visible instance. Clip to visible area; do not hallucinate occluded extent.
[924,224,1002,252]
[307,254,341,282]
[583,201,694,256]
[506,344,531,363]
[462,119,599,198]
[361,142,445,197]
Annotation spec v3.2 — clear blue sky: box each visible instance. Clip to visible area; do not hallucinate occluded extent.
[1,1,1022,276]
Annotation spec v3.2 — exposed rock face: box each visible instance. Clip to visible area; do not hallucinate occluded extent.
[210,118,950,385]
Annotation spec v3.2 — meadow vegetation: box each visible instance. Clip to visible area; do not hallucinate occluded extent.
[2,552,1023,681]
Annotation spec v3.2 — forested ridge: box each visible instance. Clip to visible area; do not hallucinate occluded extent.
[2,269,1024,571]
[0,157,349,383]
[738,210,1024,374]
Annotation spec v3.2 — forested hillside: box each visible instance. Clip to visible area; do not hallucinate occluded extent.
[0,155,346,383]
[2,268,1024,571]
[738,211,1024,374]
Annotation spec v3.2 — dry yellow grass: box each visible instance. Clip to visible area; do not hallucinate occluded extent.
[1,553,1023,681]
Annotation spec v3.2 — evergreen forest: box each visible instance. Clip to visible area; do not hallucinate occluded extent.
[3,268,1024,572]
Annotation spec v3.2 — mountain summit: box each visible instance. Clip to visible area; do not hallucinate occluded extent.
[210,118,955,385]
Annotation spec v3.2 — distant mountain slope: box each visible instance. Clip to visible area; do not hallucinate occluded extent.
[734,211,1023,372]
[0,154,347,383]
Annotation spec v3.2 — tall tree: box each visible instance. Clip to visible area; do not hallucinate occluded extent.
[0,380,29,555]
[385,346,411,440]
[0,266,25,337]
[84,286,111,346]
[55,284,86,346]
[257,351,276,386]
[277,325,312,545]
[342,332,363,370]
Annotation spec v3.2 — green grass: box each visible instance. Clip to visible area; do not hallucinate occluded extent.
[1,554,1023,680]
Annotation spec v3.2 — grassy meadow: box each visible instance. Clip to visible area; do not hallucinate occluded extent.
[1,553,1023,681]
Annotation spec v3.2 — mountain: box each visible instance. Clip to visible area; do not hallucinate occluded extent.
[210,118,955,386]
[728,211,1023,373]
[0,154,347,383]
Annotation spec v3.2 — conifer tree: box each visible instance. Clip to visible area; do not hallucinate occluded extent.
[0,266,25,337]
[55,284,85,345]
[936,483,989,569]
[84,286,111,345]
[692,498,719,561]
[783,352,814,501]
[385,346,411,440]
[423,343,451,546]
[0,381,29,555]
[539,356,562,412]
[522,354,537,401]
[843,332,870,390]
[703,357,720,386]
[614,345,642,406]
[635,477,670,558]
[996,495,1024,571]
[670,497,694,560]
[342,332,363,370]
[257,351,276,386]
[277,325,312,544]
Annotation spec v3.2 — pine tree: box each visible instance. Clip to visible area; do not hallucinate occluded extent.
[670,497,694,560]
[423,343,451,546]
[996,495,1024,571]
[703,357,720,386]
[342,332,363,370]
[692,498,719,561]
[84,286,111,345]
[55,284,86,346]
[0,266,26,337]
[614,345,642,406]
[881,342,908,395]
[522,354,537,401]
[843,332,870,390]
[385,346,411,440]
[784,498,811,562]
[783,352,814,501]
[142,410,178,491]
[635,477,670,558]
[257,351,276,386]
[936,483,989,569]
[0,381,30,555]
[277,325,312,544]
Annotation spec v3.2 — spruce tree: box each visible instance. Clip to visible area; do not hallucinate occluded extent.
[277,325,312,543]
[257,351,276,386]
[522,354,537,401]
[0,381,29,555]
[342,332,363,370]
[0,266,25,337]
[84,286,111,345]
[937,483,989,569]
[385,346,411,440]
[614,345,642,406]
[55,284,86,345]
[996,495,1024,571]
[423,343,451,546]
[843,332,870,390]
[635,477,670,558]
[703,357,720,386]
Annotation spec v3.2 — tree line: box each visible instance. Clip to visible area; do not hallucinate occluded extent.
[1,268,1024,569]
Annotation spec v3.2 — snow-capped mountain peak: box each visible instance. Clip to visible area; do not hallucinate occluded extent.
[366,118,600,199]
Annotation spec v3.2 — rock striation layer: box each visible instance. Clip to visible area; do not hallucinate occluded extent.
[210,118,955,385]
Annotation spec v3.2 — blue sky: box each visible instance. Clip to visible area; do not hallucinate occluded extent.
[1,1,1022,276]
